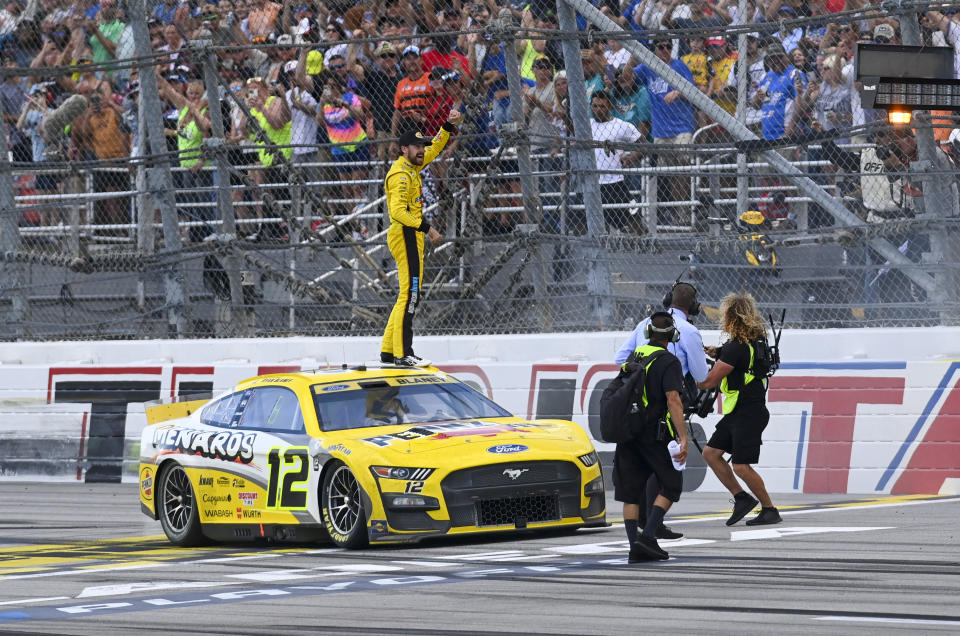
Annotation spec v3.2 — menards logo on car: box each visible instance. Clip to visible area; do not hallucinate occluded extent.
[152,428,257,463]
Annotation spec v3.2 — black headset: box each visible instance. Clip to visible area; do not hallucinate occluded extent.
[662,275,701,316]
[644,311,680,343]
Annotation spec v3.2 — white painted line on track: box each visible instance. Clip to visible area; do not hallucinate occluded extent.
[813,615,960,627]
[662,496,960,526]
[391,560,464,568]
[0,596,69,606]
[729,526,893,542]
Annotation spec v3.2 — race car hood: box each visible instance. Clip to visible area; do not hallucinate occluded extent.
[329,417,585,456]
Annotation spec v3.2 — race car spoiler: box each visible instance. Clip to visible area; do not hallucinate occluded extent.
[144,394,212,425]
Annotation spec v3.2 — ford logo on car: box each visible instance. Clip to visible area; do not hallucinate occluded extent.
[487,444,529,454]
[322,384,350,392]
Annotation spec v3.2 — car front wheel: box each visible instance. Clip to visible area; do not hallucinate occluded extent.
[321,461,368,548]
[157,462,205,546]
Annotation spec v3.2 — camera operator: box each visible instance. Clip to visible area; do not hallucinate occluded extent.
[614,281,708,540]
[697,292,781,527]
[614,312,689,562]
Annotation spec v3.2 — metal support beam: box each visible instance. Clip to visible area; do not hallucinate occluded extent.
[556,0,615,328]
[901,14,959,324]
[0,110,27,339]
[200,49,249,334]
[560,0,938,295]
[499,9,553,331]
[131,0,186,337]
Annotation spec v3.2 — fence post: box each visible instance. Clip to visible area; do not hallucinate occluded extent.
[0,112,27,339]
[734,0,749,220]
[556,0,615,328]
[200,49,250,335]
[499,9,553,332]
[900,15,959,325]
[130,0,186,338]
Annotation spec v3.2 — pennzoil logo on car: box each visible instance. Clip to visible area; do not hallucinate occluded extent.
[487,444,529,454]
[140,467,153,497]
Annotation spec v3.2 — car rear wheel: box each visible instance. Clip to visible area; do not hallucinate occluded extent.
[157,463,205,546]
[321,461,368,549]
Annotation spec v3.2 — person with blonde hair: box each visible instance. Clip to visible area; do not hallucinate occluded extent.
[697,292,781,526]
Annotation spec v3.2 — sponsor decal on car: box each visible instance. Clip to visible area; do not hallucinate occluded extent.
[487,444,529,454]
[362,420,541,447]
[217,477,230,486]
[322,384,350,392]
[202,509,233,519]
[325,443,351,456]
[237,507,262,519]
[238,492,258,506]
[371,520,388,535]
[139,467,153,498]
[202,493,233,505]
[199,476,213,487]
[152,428,257,464]
[232,477,246,488]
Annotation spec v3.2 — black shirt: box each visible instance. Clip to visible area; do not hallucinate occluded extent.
[719,339,766,408]
[360,69,401,132]
[642,347,684,421]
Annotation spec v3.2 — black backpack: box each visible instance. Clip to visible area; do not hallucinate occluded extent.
[599,350,668,443]
[750,309,785,379]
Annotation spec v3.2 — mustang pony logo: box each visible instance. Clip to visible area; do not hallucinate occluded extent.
[502,468,529,480]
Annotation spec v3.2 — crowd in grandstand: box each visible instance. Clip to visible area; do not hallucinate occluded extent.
[2,0,959,239]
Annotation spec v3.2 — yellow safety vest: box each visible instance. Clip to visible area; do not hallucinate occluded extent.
[628,344,676,438]
[720,343,757,414]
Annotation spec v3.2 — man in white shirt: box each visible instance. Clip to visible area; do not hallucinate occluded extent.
[285,60,319,218]
[590,90,643,234]
[924,10,960,79]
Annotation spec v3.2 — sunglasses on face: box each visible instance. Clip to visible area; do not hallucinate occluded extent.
[326,27,338,33]
[379,53,397,59]
[875,36,889,43]
[329,63,345,70]
[655,43,671,50]
[231,85,242,92]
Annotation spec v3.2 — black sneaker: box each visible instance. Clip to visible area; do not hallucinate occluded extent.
[726,492,759,526]
[395,354,431,367]
[745,507,782,526]
[380,352,395,364]
[629,535,669,561]
[656,525,683,540]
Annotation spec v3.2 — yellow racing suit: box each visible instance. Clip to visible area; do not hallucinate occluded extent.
[380,124,454,359]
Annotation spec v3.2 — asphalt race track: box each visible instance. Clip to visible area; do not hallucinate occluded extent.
[1,484,958,635]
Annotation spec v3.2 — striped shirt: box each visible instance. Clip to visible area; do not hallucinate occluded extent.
[322,92,367,155]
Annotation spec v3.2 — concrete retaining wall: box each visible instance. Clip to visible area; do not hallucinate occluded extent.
[1,328,958,494]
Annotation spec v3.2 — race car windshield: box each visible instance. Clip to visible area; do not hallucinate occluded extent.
[313,382,511,431]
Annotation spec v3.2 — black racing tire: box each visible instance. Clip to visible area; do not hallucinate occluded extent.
[321,461,369,549]
[157,462,205,547]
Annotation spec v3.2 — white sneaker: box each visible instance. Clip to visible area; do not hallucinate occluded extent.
[395,355,431,367]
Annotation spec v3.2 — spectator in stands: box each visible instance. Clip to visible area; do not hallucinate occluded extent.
[581,48,606,97]
[924,10,960,79]
[771,5,804,53]
[245,76,291,238]
[611,65,651,139]
[361,41,400,162]
[153,0,183,25]
[86,0,124,74]
[727,33,765,129]
[322,21,349,66]
[284,59,318,190]
[16,83,59,227]
[70,77,130,232]
[706,37,737,114]
[633,35,696,221]
[317,70,373,211]
[425,66,453,136]
[590,90,644,234]
[159,76,213,242]
[753,40,804,140]
[681,36,709,92]
[422,28,470,79]
[225,78,258,227]
[805,53,852,142]
[1,57,28,161]
[391,45,430,147]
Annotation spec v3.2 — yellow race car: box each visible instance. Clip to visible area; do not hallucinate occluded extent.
[139,365,606,548]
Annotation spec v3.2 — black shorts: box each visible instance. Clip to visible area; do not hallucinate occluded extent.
[613,439,683,504]
[707,405,769,465]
